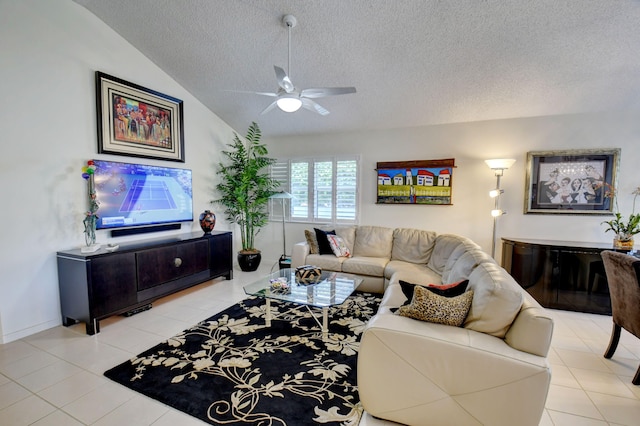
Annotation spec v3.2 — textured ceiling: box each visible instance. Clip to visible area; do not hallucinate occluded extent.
[74,0,640,137]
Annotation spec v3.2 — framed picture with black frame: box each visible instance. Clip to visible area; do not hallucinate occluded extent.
[524,148,620,215]
[95,71,185,162]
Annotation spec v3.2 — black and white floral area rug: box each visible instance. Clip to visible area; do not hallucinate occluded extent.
[104,291,381,426]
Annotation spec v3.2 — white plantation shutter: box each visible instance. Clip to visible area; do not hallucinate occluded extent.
[270,161,290,219]
[336,160,357,221]
[314,161,332,221]
[270,156,359,224]
[291,161,309,219]
[271,161,289,192]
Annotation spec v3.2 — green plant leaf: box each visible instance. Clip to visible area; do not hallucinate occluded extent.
[211,122,279,251]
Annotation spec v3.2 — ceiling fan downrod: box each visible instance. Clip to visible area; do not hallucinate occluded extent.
[283,14,297,79]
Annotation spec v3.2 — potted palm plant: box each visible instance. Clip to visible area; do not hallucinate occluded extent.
[213,122,279,271]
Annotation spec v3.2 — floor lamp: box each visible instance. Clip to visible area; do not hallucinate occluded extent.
[485,159,516,259]
[270,191,294,267]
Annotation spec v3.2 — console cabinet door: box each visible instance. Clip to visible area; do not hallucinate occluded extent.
[502,239,612,314]
[209,232,233,278]
[136,240,209,291]
[89,253,137,317]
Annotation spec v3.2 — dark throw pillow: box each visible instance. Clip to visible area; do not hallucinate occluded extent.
[399,279,469,304]
[314,228,336,255]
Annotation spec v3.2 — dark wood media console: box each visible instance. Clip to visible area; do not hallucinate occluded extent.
[501,237,635,315]
[57,231,232,335]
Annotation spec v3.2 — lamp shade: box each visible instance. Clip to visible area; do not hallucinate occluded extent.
[276,96,302,112]
[485,158,516,170]
[270,191,294,199]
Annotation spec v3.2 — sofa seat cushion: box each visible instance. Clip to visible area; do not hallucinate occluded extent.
[391,228,436,264]
[464,262,524,338]
[342,256,389,276]
[304,254,346,272]
[353,226,394,258]
[384,260,441,283]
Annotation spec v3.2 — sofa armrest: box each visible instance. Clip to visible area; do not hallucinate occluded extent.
[358,313,550,426]
[505,299,554,357]
[291,242,310,268]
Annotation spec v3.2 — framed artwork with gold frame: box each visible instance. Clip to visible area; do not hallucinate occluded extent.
[96,71,185,162]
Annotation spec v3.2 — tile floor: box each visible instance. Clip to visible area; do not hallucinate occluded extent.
[1,263,640,425]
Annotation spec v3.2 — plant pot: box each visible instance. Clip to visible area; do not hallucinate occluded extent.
[613,235,634,250]
[238,251,262,272]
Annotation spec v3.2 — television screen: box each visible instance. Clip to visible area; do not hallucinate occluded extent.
[92,160,193,230]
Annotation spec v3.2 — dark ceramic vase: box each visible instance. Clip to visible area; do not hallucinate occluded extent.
[199,210,216,234]
[238,251,261,272]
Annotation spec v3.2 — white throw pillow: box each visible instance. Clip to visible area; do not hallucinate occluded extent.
[327,234,351,257]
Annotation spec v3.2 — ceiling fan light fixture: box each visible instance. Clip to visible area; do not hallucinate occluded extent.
[276,96,302,112]
[237,14,355,116]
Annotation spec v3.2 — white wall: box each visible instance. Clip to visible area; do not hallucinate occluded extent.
[0,0,237,343]
[260,112,640,262]
[2,0,638,343]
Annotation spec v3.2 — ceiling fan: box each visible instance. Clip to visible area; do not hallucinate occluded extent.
[242,14,356,116]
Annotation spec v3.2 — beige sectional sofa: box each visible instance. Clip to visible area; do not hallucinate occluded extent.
[291,225,553,426]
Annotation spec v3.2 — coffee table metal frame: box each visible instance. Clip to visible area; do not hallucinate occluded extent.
[243,268,363,340]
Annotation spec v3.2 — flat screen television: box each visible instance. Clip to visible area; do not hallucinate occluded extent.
[92,159,193,231]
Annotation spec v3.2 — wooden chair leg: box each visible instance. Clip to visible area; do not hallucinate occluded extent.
[604,323,621,359]
[633,365,640,386]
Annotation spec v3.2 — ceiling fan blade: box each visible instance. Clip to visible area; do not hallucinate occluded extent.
[300,87,356,99]
[274,66,295,93]
[260,101,278,115]
[223,89,278,97]
[301,98,330,116]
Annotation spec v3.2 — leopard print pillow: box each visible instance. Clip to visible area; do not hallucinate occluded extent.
[398,285,474,327]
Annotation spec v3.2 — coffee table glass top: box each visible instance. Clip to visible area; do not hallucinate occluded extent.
[243,268,363,308]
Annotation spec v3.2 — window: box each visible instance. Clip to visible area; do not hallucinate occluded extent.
[271,156,359,224]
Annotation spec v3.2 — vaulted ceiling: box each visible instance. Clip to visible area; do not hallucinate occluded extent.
[74,0,640,137]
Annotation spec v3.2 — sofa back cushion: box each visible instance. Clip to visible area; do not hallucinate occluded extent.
[391,228,437,264]
[443,246,495,283]
[440,242,473,281]
[353,226,394,258]
[427,234,468,274]
[464,262,524,338]
[335,226,357,253]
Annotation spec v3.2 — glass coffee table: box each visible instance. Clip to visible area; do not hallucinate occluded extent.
[243,268,363,340]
